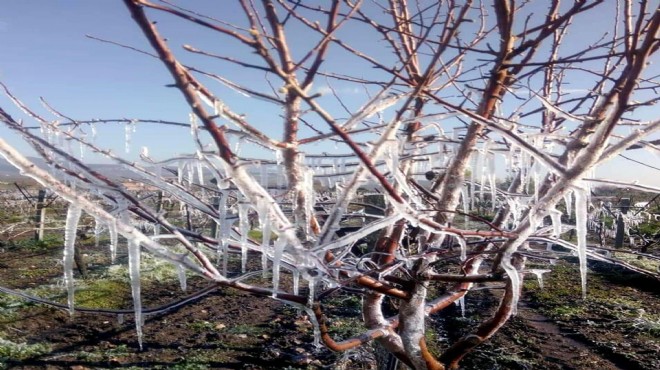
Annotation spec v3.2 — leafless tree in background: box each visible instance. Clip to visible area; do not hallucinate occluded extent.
[1,1,659,368]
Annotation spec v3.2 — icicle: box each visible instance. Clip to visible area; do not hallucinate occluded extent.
[177,264,187,291]
[574,187,588,299]
[292,269,300,296]
[117,313,124,324]
[528,269,550,289]
[460,185,469,220]
[189,112,198,136]
[216,191,229,275]
[234,137,242,155]
[302,306,322,348]
[302,168,315,236]
[221,235,229,277]
[196,158,204,185]
[564,191,573,218]
[458,296,465,317]
[238,202,250,273]
[478,144,488,205]
[501,253,520,315]
[275,149,283,166]
[186,162,194,184]
[177,161,184,184]
[272,238,286,297]
[307,278,316,307]
[125,122,132,154]
[257,200,272,278]
[63,205,82,315]
[456,235,467,261]
[549,208,562,238]
[108,219,118,263]
[93,218,102,248]
[127,237,143,349]
[470,157,477,210]
[90,122,97,142]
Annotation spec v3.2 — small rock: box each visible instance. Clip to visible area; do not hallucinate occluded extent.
[291,354,312,365]
[215,323,226,330]
[237,334,248,339]
[294,347,306,354]
[70,366,89,370]
[108,358,121,366]
[311,359,323,367]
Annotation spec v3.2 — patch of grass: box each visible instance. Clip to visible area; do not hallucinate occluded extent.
[75,279,130,309]
[615,253,660,273]
[104,254,179,283]
[226,323,266,336]
[9,236,62,251]
[74,344,130,361]
[629,312,660,338]
[188,320,216,331]
[328,317,365,339]
[550,305,586,319]
[0,337,51,361]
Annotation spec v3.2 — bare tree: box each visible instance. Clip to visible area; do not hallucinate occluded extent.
[1,1,659,368]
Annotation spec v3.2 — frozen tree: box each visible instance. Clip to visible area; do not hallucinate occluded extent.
[1,0,659,368]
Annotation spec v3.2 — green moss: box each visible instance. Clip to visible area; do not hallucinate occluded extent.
[247,229,263,242]
[75,280,130,309]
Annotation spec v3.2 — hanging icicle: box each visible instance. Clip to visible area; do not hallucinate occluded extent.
[127,237,143,349]
[63,204,82,315]
[574,187,588,299]
[108,219,118,263]
[238,201,250,273]
[272,238,286,297]
[177,264,187,291]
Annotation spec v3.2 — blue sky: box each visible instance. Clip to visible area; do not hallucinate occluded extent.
[0,1,658,186]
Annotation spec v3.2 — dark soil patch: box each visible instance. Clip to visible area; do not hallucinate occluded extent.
[1,243,659,369]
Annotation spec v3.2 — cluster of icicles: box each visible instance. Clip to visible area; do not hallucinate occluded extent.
[37,106,598,349]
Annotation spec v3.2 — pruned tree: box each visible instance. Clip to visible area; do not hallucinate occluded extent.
[1,1,659,368]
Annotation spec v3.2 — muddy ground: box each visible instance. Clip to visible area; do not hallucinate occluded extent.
[0,241,659,370]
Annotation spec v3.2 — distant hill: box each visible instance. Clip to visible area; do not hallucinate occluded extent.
[0,156,136,184]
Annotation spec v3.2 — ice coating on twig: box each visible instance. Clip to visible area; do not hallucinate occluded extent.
[501,253,520,315]
[63,204,82,315]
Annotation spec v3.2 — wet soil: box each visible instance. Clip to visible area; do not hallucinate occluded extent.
[1,243,659,369]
